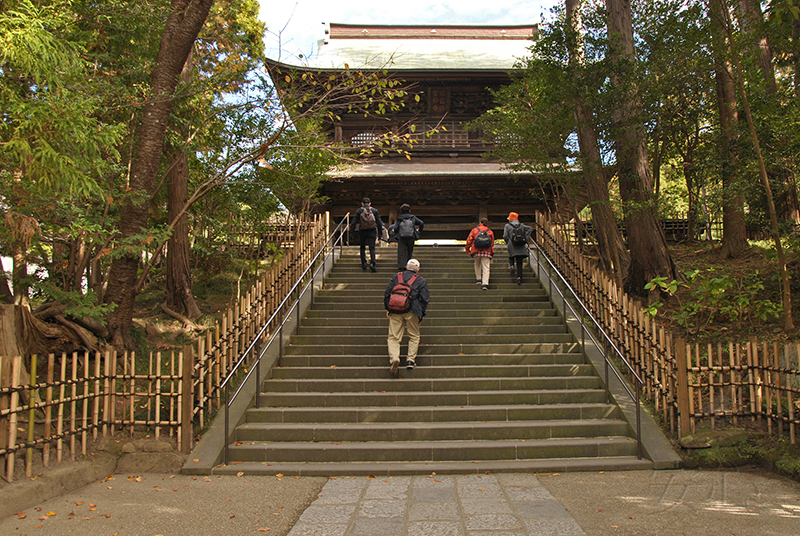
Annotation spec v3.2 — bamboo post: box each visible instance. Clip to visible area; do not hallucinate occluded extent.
[6,355,21,482]
[789,345,796,444]
[93,351,101,440]
[25,354,37,477]
[57,354,66,463]
[169,351,175,438]
[70,352,77,459]
[747,339,756,421]
[676,339,691,439]
[774,342,782,435]
[181,345,193,454]
[103,351,111,436]
[155,351,161,440]
[729,342,737,425]
[764,342,772,434]
[43,353,54,466]
[688,344,697,433]
[129,352,135,436]
[81,351,89,455]
[708,343,715,430]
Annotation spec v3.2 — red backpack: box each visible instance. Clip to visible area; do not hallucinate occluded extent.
[387,272,419,314]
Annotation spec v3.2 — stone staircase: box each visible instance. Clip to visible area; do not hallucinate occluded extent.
[215,245,652,475]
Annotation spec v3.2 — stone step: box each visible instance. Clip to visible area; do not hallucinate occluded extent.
[243,403,621,424]
[259,376,603,393]
[211,457,653,476]
[234,419,631,443]
[225,436,639,463]
[255,389,607,408]
[277,353,586,368]
[288,331,569,346]
[283,340,579,355]
[270,364,595,379]
[296,323,564,336]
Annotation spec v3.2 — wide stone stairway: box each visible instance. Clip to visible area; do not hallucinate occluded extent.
[215,245,654,475]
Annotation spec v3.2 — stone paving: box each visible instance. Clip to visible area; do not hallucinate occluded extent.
[288,473,584,536]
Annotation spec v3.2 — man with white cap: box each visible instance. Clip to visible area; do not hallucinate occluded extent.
[383,258,430,377]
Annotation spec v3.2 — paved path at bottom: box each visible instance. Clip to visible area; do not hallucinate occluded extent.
[289,473,584,536]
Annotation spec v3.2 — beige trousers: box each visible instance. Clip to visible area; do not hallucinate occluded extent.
[387,311,421,364]
[473,256,491,285]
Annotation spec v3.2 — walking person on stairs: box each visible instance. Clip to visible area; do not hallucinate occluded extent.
[392,204,424,270]
[350,198,384,272]
[465,218,494,290]
[384,259,430,377]
[503,212,532,285]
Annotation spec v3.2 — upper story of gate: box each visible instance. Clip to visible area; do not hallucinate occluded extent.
[267,22,538,158]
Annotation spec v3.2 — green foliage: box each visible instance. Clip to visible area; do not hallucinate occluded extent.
[645,268,782,331]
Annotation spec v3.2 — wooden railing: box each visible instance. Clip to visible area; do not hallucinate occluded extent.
[0,213,332,482]
[533,213,799,444]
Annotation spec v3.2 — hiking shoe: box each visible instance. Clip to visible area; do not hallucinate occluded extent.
[406,360,415,369]
[517,277,522,285]
[390,360,399,377]
[482,285,488,290]
[475,279,481,284]
[370,264,377,273]
[361,264,367,271]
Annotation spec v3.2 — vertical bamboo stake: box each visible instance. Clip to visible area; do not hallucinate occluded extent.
[688,344,697,433]
[708,344,715,430]
[169,351,175,437]
[70,352,77,459]
[81,352,89,455]
[728,342,737,424]
[43,353,54,467]
[110,351,118,436]
[5,355,21,482]
[25,354,37,478]
[129,352,135,436]
[57,354,66,463]
[155,351,161,440]
[774,342,782,435]
[93,351,101,440]
[763,342,772,434]
[103,351,111,437]
[747,340,756,421]
[717,342,725,421]
[676,340,690,438]
[789,345,796,444]
[181,345,194,454]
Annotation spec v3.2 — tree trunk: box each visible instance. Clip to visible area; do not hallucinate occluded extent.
[605,0,677,296]
[104,0,215,349]
[710,0,749,258]
[566,0,630,284]
[166,149,202,319]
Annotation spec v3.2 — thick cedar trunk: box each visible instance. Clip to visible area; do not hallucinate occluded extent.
[605,0,676,296]
[566,0,630,283]
[710,0,749,258]
[104,0,215,350]
[166,149,201,319]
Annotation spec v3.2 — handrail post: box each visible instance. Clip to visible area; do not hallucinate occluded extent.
[636,381,642,459]
[224,383,230,465]
[255,353,261,409]
[279,324,284,367]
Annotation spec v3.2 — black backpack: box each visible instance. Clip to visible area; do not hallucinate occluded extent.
[511,224,527,245]
[387,272,419,313]
[398,218,415,238]
[473,227,492,249]
[359,207,376,230]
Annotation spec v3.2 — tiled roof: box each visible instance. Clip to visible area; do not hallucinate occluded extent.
[269,23,537,71]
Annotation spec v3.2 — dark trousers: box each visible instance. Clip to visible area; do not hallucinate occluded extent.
[512,255,526,279]
[360,230,377,266]
[397,238,415,270]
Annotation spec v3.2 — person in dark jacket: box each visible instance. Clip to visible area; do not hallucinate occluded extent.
[392,204,424,270]
[384,258,430,377]
[350,198,384,272]
[465,218,495,290]
[503,212,532,285]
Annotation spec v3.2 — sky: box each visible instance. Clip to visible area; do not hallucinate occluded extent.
[258,0,560,63]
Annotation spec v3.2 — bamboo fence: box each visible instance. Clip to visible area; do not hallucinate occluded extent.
[0,213,331,482]
[534,213,800,443]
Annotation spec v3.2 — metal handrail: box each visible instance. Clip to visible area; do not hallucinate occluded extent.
[529,238,644,460]
[219,213,350,465]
